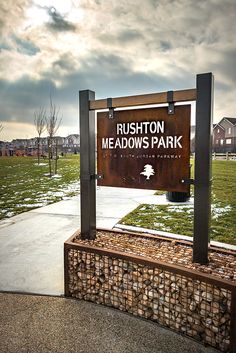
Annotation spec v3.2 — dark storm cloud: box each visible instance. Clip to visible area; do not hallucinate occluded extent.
[0,76,55,124]
[99,29,143,46]
[117,29,144,42]
[13,35,40,56]
[216,48,236,83]
[159,41,172,51]
[0,52,190,130]
[47,52,179,102]
[0,42,11,51]
[52,53,77,74]
[47,7,76,32]
[1,0,236,137]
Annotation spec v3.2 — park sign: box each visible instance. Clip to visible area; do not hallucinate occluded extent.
[97,105,190,192]
[80,73,213,264]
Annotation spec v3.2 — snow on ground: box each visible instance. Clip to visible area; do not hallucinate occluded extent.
[0,180,80,220]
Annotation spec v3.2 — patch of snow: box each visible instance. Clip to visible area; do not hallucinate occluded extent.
[6,211,15,217]
[168,205,193,213]
[168,207,185,213]
[154,222,165,227]
[51,174,62,179]
[52,191,64,197]
[212,204,232,219]
[16,202,47,208]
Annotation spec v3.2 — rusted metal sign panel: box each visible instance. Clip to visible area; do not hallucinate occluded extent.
[97,106,190,192]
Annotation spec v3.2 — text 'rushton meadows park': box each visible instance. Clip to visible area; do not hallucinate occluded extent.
[101,121,183,150]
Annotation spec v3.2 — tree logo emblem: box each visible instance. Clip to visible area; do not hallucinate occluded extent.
[140,164,155,180]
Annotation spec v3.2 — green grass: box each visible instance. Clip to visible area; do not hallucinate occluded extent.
[0,157,235,245]
[0,155,80,220]
[121,160,236,245]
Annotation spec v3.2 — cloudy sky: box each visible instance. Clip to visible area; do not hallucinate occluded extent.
[0,0,236,141]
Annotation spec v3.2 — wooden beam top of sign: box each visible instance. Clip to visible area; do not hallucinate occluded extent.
[90,89,196,110]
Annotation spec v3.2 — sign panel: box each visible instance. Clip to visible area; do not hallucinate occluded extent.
[97,106,190,192]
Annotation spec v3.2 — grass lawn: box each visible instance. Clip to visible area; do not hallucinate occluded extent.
[0,155,80,220]
[121,160,236,245]
[0,156,235,245]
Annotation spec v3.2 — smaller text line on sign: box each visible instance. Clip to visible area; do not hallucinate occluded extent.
[97,106,191,192]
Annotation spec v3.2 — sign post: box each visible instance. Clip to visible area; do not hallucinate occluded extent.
[79,90,96,240]
[193,73,214,263]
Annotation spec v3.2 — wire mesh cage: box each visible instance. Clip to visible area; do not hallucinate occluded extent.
[66,248,233,352]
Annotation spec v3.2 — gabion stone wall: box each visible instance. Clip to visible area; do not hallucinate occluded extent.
[66,249,232,353]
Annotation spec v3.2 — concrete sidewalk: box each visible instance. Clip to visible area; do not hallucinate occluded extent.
[0,186,234,296]
[0,187,154,295]
[0,293,218,353]
[0,188,224,353]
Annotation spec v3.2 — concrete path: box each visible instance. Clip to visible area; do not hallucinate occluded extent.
[0,188,229,353]
[1,186,234,296]
[0,293,218,353]
[0,187,154,296]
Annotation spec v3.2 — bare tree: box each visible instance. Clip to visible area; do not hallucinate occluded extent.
[34,108,46,165]
[0,124,3,157]
[46,96,62,177]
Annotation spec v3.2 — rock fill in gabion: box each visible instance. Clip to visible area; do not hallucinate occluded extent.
[65,231,236,353]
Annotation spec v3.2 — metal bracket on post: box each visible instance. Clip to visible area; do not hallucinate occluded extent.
[81,174,103,181]
[180,178,195,185]
[91,174,103,180]
[107,98,114,119]
[167,90,175,115]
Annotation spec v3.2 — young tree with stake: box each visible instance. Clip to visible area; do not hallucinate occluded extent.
[34,108,46,165]
[46,97,62,177]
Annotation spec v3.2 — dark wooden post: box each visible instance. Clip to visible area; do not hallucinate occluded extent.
[79,90,96,240]
[193,73,214,264]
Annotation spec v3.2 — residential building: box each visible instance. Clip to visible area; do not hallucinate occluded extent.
[213,117,236,152]
[0,134,80,156]
[62,134,80,153]
[213,124,225,153]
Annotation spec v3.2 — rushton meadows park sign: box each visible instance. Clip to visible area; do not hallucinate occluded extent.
[97,106,190,192]
[79,73,213,265]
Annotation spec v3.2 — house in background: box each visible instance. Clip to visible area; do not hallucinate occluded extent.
[213,124,225,153]
[62,134,80,154]
[0,134,80,156]
[0,141,14,156]
[213,117,236,152]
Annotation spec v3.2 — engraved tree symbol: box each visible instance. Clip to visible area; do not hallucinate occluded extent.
[140,164,155,180]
